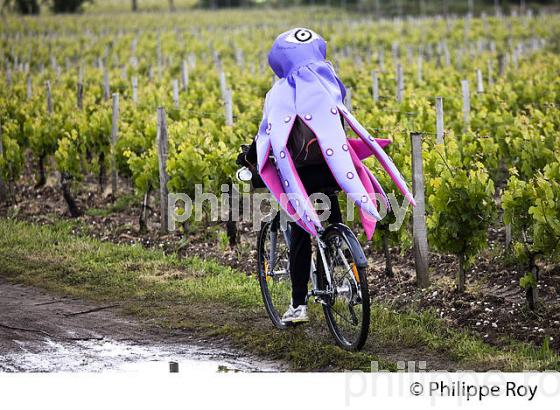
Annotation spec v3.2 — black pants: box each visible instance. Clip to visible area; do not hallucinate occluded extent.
[289,164,342,307]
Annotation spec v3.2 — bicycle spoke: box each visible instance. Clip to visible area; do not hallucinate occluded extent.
[329,303,359,327]
[270,249,288,273]
[347,304,358,326]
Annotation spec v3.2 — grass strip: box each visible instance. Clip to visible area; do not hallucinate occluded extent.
[0,218,558,371]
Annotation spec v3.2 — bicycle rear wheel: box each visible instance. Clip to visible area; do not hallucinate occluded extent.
[257,216,292,329]
[317,225,370,350]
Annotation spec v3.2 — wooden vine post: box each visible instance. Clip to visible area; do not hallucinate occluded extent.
[219,69,226,95]
[410,132,430,288]
[378,47,384,72]
[26,76,32,100]
[505,223,512,249]
[435,96,444,144]
[223,91,237,246]
[157,107,170,234]
[132,76,138,103]
[443,42,450,66]
[172,79,179,109]
[417,52,423,83]
[76,81,84,111]
[461,79,471,128]
[77,72,83,110]
[45,80,53,114]
[103,67,110,101]
[139,185,151,234]
[111,93,119,197]
[487,59,494,86]
[345,87,353,112]
[476,69,484,93]
[371,70,379,102]
[224,88,233,127]
[181,60,188,92]
[396,63,404,103]
[498,53,505,76]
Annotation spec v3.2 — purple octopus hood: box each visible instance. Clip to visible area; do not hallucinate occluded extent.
[268,28,327,78]
[256,28,415,239]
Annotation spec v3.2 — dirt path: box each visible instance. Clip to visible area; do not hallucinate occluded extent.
[0,277,285,372]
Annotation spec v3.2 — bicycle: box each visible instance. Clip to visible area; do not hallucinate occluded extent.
[238,166,371,351]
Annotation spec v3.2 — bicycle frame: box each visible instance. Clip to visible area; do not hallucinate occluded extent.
[266,212,336,303]
[312,236,334,296]
[240,164,350,302]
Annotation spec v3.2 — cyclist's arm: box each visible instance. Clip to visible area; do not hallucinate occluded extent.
[245,139,257,168]
[236,139,258,174]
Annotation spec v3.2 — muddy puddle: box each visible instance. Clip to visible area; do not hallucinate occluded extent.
[0,278,285,373]
[1,336,284,373]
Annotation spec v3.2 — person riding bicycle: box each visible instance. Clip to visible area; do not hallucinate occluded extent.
[239,28,416,324]
[240,118,343,323]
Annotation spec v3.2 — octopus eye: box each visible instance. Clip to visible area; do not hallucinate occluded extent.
[326,148,334,156]
[285,28,319,44]
[295,29,312,42]
[347,172,354,179]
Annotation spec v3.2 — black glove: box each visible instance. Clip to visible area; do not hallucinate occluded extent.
[236,144,251,167]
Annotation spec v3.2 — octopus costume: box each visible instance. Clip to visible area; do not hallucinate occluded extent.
[256,28,416,240]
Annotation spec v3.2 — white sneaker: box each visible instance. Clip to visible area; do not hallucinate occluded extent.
[281,304,309,323]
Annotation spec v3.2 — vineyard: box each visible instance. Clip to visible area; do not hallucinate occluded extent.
[1,6,560,370]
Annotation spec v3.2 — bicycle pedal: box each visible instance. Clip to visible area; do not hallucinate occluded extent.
[314,297,327,305]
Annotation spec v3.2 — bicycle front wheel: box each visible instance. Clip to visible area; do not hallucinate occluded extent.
[317,225,370,351]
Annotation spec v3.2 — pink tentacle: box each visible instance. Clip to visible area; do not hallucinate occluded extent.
[339,106,416,207]
[347,144,378,239]
[259,151,312,235]
[348,138,391,161]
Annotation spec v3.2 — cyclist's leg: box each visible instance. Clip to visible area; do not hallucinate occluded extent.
[288,221,311,307]
[327,193,343,225]
[287,163,339,308]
